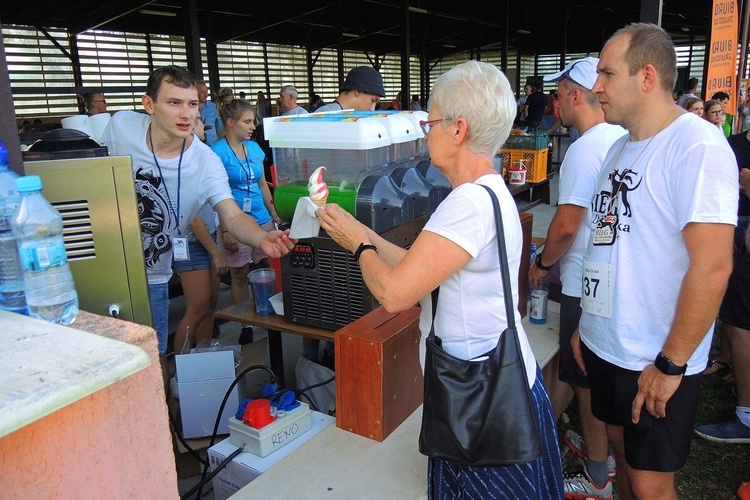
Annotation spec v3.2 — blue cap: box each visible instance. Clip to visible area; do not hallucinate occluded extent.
[0,140,7,165]
[16,175,43,192]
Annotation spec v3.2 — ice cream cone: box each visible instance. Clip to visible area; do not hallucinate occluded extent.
[312,197,327,208]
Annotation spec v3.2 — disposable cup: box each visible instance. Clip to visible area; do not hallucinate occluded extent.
[249,268,276,316]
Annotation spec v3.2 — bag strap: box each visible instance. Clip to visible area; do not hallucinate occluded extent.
[428,182,517,337]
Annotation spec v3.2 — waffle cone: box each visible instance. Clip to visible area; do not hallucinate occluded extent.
[312,197,327,208]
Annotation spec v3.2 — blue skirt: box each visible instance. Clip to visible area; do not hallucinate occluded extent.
[427,367,564,499]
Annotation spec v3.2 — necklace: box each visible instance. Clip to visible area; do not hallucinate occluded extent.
[605,114,673,216]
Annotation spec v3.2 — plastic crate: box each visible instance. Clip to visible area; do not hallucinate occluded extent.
[502,132,549,150]
[498,148,549,183]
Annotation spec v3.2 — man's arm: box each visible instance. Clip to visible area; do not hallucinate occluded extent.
[529,204,587,287]
[213,198,294,257]
[631,222,734,423]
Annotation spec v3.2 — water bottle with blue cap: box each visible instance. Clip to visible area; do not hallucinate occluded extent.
[12,175,78,325]
[0,140,27,314]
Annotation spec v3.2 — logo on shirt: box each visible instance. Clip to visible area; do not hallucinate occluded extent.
[591,168,643,234]
[134,166,174,268]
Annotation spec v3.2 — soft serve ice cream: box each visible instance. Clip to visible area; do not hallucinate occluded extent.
[308,166,329,207]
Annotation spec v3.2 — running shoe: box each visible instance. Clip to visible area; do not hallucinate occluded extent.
[694,414,750,444]
[564,466,613,500]
[564,429,616,477]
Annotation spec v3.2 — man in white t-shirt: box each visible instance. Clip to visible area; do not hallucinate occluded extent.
[101,65,294,356]
[572,24,737,498]
[280,85,309,116]
[530,57,626,499]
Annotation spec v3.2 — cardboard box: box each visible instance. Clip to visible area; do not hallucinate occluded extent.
[171,339,271,476]
[175,349,245,439]
[209,412,335,499]
[335,306,423,441]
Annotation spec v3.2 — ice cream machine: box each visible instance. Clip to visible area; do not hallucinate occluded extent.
[264,110,451,330]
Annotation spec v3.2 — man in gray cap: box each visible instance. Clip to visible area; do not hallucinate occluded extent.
[529,56,626,500]
[316,66,385,112]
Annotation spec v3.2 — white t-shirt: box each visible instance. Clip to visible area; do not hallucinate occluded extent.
[418,174,538,387]
[558,122,627,297]
[283,106,309,116]
[101,111,233,284]
[579,113,738,375]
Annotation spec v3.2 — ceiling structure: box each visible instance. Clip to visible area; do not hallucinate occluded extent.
[1,1,712,62]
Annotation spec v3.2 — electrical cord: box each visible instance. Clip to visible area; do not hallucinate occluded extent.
[194,364,276,500]
[179,445,245,500]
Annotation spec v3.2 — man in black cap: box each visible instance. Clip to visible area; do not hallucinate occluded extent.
[316,66,386,112]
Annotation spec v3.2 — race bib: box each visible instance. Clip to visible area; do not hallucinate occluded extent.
[580,260,613,318]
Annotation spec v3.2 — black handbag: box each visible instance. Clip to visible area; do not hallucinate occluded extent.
[418,183,544,467]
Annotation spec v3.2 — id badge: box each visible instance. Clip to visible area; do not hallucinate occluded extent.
[580,260,613,318]
[173,236,190,261]
[593,215,617,246]
[243,197,252,213]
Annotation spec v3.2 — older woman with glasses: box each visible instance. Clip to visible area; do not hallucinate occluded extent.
[704,99,725,129]
[317,61,564,498]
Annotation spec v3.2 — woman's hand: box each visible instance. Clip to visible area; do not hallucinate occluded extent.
[317,204,369,253]
[222,231,239,253]
[212,251,229,276]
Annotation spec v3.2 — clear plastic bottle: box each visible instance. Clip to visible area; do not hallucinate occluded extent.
[529,275,549,325]
[528,242,537,301]
[12,175,78,324]
[0,140,27,314]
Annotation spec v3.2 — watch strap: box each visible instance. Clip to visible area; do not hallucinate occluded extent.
[535,252,553,271]
[353,242,378,262]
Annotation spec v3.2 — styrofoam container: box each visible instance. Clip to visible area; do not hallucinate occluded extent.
[269,292,283,315]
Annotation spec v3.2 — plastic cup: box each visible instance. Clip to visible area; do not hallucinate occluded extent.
[249,268,276,316]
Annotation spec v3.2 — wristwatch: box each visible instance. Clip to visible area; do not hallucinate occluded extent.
[654,352,687,375]
[535,252,553,271]
[353,242,378,262]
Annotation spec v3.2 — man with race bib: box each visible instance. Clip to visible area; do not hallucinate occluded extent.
[571,23,738,499]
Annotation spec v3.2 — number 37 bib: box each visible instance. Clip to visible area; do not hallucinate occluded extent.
[580,260,613,318]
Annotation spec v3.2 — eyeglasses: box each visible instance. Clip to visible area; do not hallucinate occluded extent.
[709,110,723,116]
[419,118,449,134]
[92,99,107,104]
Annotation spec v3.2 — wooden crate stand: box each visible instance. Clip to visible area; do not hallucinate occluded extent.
[335,306,423,441]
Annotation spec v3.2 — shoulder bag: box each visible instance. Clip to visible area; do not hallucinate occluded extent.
[418,183,544,467]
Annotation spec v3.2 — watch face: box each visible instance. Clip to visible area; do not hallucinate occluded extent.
[655,353,686,375]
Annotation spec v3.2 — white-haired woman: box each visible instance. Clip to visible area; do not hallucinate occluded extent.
[317,61,563,498]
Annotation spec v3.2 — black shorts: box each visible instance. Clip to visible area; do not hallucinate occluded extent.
[558,294,588,387]
[581,342,702,472]
[719,234,750,330]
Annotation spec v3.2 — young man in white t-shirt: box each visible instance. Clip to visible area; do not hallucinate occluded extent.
[572,24,737,499]
[530,57,626,500]
[101,65,294,356]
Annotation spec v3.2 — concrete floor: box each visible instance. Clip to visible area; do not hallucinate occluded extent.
[173,157,563,498]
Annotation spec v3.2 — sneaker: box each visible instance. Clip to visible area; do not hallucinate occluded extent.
[238,326,254,345]
[694,414,750,444]
[564,466,613,500]
[564,429,616,477]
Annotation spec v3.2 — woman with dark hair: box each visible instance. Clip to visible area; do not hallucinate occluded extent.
[704,99,725,129]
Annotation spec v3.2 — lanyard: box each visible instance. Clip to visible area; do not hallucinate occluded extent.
[148,126,186,236]
[231,140,255,195]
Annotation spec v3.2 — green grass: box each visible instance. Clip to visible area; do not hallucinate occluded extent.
[558,325,750,499]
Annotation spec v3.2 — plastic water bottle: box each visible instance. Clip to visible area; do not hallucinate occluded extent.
[529,275,549,325]
[528,242,537,301]
[0,141,28,314]
[12,175,79,325]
